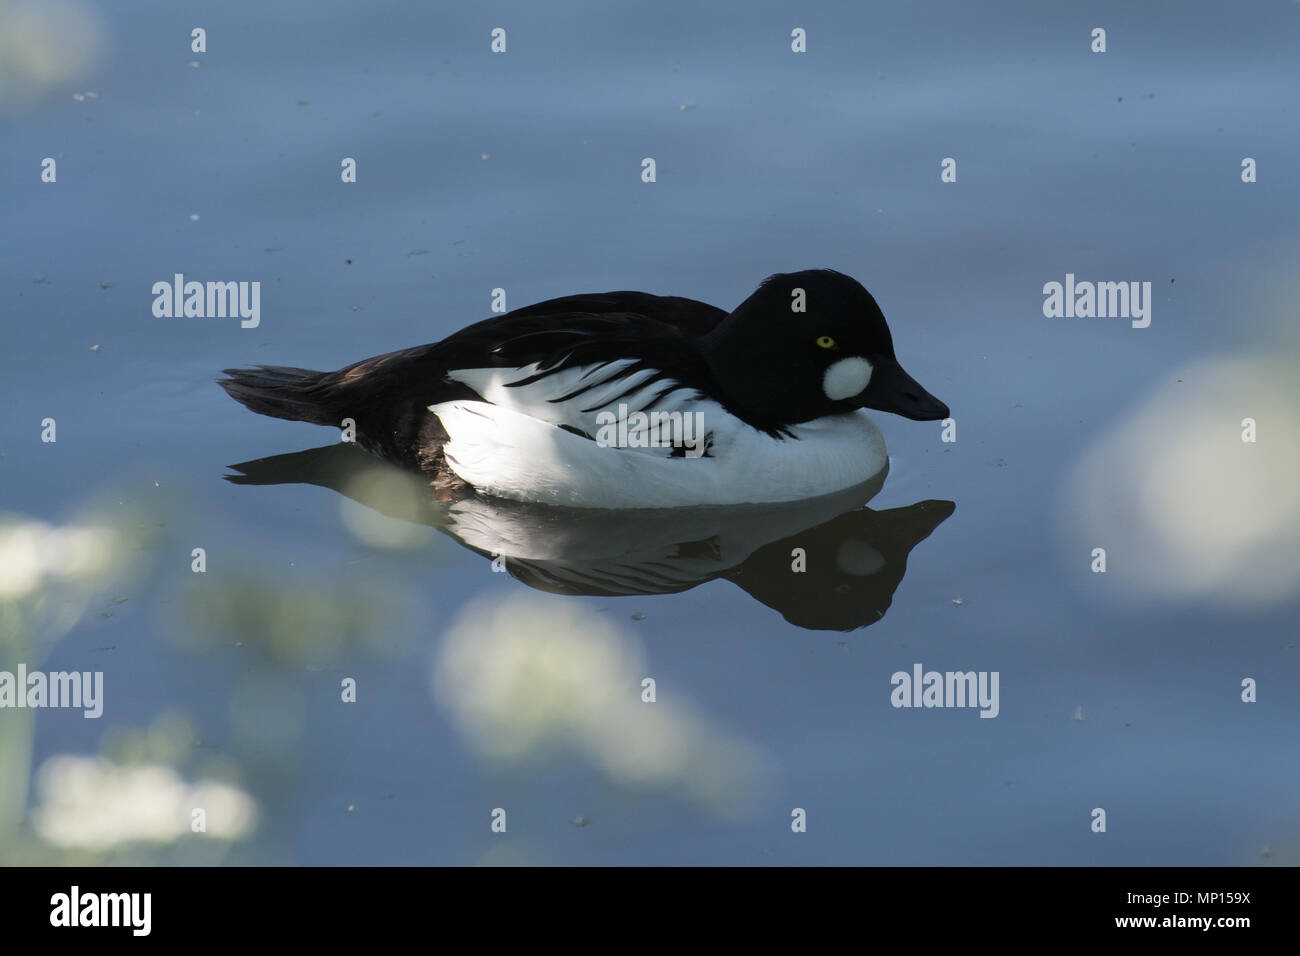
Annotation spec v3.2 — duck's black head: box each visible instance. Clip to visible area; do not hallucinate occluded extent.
[701,269,949,433]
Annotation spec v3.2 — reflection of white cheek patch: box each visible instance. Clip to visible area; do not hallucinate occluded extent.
[836,538,885,576]
[823,357,873,401]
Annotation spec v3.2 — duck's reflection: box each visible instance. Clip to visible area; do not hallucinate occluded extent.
[226,444,954,632]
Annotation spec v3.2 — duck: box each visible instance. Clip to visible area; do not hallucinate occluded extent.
[219,269,949,509]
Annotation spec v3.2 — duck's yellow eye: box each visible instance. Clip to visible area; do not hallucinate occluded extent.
[816,336,836,349]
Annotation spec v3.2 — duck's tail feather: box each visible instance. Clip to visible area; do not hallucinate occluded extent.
[218,365,341,426]
[220,352,458,473]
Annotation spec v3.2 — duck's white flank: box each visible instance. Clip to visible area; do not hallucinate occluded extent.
[432,361,888,508]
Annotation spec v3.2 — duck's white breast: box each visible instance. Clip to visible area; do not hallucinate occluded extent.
[431,362,887,508]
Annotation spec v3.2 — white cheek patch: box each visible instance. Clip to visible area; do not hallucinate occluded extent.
[822,357,873,401]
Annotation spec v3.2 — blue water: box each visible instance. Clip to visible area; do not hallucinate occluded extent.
[2,0,1297,865]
